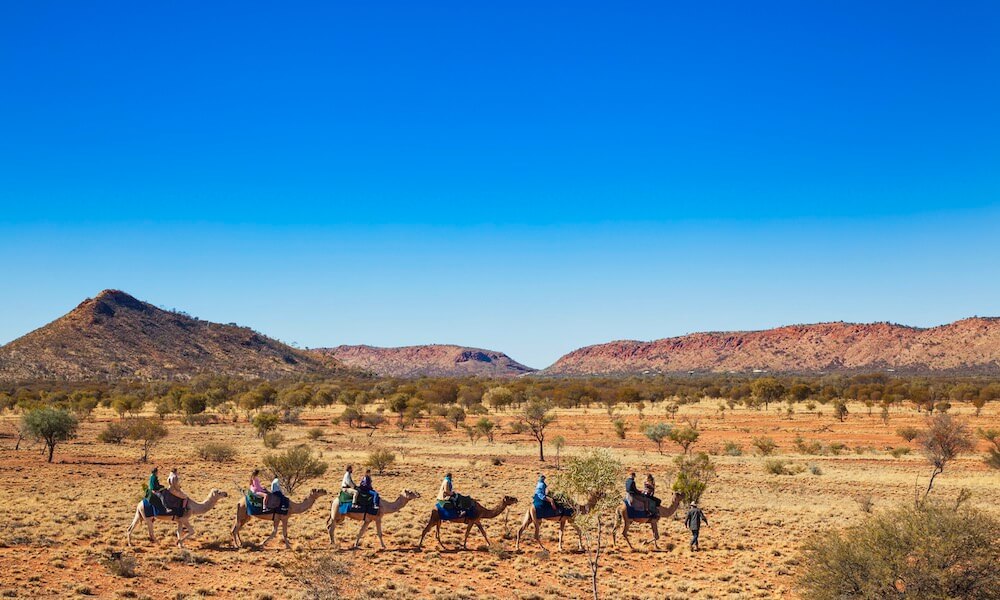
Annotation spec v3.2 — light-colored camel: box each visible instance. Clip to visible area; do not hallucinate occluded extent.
[326,489,421,550]
[612,492,683,550]
[231,488,328,549]
[127,489,229,548]
[416,495,518,550]
[515,492,601,552]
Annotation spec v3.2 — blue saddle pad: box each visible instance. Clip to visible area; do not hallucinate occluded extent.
[436,501,476,521]
[246,493,289,516]
[533,499,574,518]
[338,501,377,516]
[142,498,185,518]
[624,501,656,519]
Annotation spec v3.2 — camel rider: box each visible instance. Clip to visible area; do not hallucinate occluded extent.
[270,476,283,496]
[147,466,162,499]
[624,472,644,511]
[437,472,455,502]
[358,468,380,511]
[167,467,190,512]
[342,465,360,508]
[644,474,660,509]
[534,474,559,512]
[249,469,269,506]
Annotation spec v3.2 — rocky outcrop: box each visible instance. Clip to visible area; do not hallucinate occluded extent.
[313,344,535,378]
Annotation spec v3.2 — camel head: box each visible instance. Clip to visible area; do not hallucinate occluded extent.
[501,495,519,507]
[309,488,329,498]
[211,489,229,499]
[402,489,421,499]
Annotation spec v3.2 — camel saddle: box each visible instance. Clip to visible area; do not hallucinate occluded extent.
[142,490,187,518]
[533,498,575,519]
[436,494,476,520]
[246,491,289,516]
[338,491,377,515]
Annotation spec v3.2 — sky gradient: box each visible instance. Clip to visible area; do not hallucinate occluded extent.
[2,2,998,368]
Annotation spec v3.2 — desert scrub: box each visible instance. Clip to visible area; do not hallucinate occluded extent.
[196,442,237,462]
[306,427,324,440]
[764,459,804,475]
[103,552,137,578]
[723,441,743,456]
[263,431,284,449]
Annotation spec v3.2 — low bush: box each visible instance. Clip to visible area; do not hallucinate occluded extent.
[97,422,129,445]
[752,436,778,456]
[365,447,396,474]
[889,447,911,458]
[764,458,804,475]
[196,442,237,463]
[723,441,743,456]
[263,432,284,449]
[103,553,137,578]
[306,427,325,440]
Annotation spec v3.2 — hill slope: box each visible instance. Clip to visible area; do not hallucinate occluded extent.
[0,290,342,381]
[542,318,1000,376]
[314,344,535,378]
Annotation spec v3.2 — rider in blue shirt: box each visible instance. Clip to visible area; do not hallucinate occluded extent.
[534,474,559,512]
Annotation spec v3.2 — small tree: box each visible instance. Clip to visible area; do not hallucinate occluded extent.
[750,378,785,411]
[22,407,78,463]
[552,435,566,468]
[752,436,778,456]
[612,418,628,440]
[551,449,623,600]
[339,407,361,428]
[919,414,974,503]
[896,425,920,442]
[521,398,556,461]
[430,418,450,439]
[128,418,168,463]
[461,423,483,444]
[446,406,466,429]
[97,421,130,445]
[482,386,515,412]
[365,447,396,474]
[833,400,849,422]
[979,428,1000,470]
[475,417,496,443]
[644,423,672,454]
[253,412,281,438]
[669,426,699,454]
[671,452,716,504]
[263,445,328,495]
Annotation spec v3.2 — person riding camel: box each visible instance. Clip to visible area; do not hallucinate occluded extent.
[533,474,559,513]
[624,472,645,512]
[167,467,190,513]
[357,467,380,511]
[249,469,269,507]
[147,466,162,498]
[341,465,360,508]
[437,472,455,502]
[643,474,660,510]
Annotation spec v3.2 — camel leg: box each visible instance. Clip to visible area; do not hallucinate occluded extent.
[462,522,474,549]
[417,514,436,549]
[281,518,291,549]
[374,518,386,550]
[354,518,370,549]
[558,519,565,551]
[146,517,156,543]
[262,519,279,547]
[621,520,636,551]
[476,522,491,548]
[611,512,620,548]
[127,507,142,546]
[571,519,584,550]
[327,516,337,547]
[178,520,195,548]
[534,517,545,551]
[435,521,443,549]
[650,520,660,550]
[515,511,531,550]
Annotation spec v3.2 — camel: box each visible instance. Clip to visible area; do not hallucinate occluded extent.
[515,492,601,552]
[416,495,518,550]
[612,491,683,550]
[127,489,228,548]
[231,488,328,549]
[326,489,421,550]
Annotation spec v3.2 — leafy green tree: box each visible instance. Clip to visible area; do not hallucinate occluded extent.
[22,407,78,463]
[475,417,496,443]
[365,447,396,475]
[750,377,785,411]
[180,393,207,416]
[128,418,168,462]
[669,426,700,454]
[339,407,361,428]
[672,452,716,504]
[919,414,973,502]
[612,418,628,440]
[446,406,466,429]
[482,386,515,411]
[252,412,281,438]
[643,423,673,454]
[552,435,566,469]
[551,449,623,600]
[263,445,328,495]
[430,418,450,439]
[521,398,556,461]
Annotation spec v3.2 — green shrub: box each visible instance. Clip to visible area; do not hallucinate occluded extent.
[764,458,804,475]
[196,442,237,462]
[263,445,328,495]
[752,436,778,456]
[889,447,911,458]
[723,441,743,456]
[365,447,396,474]
[263,431,284,449]
[252,412,280,437]
[672,452,716,504]
[97,421,129,445]
[306,427,325,440]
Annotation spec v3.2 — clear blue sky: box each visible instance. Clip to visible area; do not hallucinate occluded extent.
[1,2,998,368]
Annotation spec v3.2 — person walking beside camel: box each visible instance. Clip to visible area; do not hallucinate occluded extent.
[684,502,708,551]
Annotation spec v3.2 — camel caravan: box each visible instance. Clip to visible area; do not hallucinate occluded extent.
[128,465,703,552]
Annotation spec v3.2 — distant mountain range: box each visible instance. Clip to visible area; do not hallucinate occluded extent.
[1,290,998,381]
[315,345,535,378]
[539,319,1000,376]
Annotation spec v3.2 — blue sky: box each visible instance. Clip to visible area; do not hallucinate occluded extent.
[1,2,998,368]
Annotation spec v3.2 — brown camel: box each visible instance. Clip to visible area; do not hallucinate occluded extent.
[612,492,683,550]
[515,492,601,552]
[127,489,228,548]
[326,489,421,550]
[416,495,518,550]
[231,488,328,549]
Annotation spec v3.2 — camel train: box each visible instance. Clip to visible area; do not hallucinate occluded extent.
[129,472,692,552]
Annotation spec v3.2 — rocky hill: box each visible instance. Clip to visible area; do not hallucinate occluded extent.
[314,344,536,378]
[0,290,343,381]
[541,318,1000,376]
